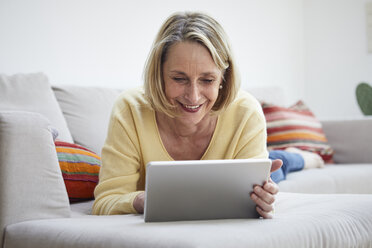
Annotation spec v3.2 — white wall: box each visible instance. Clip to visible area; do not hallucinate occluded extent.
[5,0,370,119]
[303,0,372,119]
[0,0,304,104]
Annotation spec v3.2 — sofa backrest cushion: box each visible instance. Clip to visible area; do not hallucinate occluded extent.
[321,118,372,164]
[0,73,73,142]
[52,86,122,156]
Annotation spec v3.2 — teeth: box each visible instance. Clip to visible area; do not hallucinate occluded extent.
[184,104,201,109]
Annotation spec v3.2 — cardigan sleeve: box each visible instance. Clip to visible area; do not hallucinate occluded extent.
[92,106,144,215]
[232,95,269,160]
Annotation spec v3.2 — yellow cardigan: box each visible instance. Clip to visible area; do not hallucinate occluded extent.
[92,88,268,215]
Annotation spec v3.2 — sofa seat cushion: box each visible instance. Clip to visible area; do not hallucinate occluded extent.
[4,193,372,248]
[278,164,372,193]
[70,200,95,217]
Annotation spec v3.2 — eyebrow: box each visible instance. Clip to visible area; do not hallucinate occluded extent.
[169,70,187,75]
[169,70,218,76]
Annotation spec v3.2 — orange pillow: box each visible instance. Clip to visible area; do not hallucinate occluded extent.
[55,141,101,202]
[262,101,334,163]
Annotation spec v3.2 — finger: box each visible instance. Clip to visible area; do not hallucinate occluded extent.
[270,159,283,173]
[256,206,273,219]
[134,192,145,214]
[254,185,276,205]
[263,179,279,195]
[251,190,274,212]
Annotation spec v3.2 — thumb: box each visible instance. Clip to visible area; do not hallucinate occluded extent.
[270,159,283,173]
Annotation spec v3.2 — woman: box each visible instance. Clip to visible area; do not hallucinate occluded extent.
[93,12,282,219]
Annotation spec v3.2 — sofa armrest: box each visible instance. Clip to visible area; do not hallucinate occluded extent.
[321,117,372,164]
[0,111,70,246]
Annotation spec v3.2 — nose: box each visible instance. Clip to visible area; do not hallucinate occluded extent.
[184,82,201,104]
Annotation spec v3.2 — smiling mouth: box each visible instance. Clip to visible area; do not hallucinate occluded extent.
[178,102,203,113]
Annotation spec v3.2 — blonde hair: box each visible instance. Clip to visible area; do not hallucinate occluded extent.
[144,12,240,117]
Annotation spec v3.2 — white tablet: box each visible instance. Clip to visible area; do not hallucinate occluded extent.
[144,159,271,222]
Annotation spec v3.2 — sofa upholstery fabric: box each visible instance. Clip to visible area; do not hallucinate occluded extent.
[0,111,71,246]
[4,193,372,248]
[52,86,122,155]
[279,164,372,193]
[0,73,73,142]
[321,118,372,164]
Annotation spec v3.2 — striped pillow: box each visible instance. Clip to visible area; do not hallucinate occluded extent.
[55,141,101,202]
[262,101,334,163]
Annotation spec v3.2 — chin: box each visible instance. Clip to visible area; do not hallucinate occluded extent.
[177,114,204,124]
[178,110,211,125]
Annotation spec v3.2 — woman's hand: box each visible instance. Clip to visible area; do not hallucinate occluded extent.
[133,192,145,214]
[250,159,282,219]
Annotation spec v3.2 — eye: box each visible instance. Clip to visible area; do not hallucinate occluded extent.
[201,79,214,84]
[173,77,187,83]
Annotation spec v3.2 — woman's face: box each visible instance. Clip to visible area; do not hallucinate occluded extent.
[162,41,223,125]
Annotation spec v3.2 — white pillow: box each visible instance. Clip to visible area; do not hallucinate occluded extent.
[0,73,73,142]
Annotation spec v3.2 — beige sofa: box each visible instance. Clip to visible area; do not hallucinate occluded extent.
[1,73,372,248]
